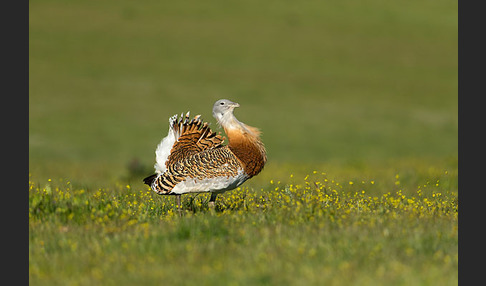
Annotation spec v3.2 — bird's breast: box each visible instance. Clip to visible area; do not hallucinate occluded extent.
[169,169,248,194]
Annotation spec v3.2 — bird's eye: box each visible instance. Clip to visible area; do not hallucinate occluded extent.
[220,102,225,105]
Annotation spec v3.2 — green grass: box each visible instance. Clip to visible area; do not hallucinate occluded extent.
[29,0,457,187]
[29,0,457,284]
[29,170,457,285]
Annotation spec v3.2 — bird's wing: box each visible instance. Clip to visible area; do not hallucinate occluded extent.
[152,146,245,194]
[165,112,225,168]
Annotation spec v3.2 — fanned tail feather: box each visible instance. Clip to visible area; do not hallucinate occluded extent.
[149,112,225,189]
[154,114,179,173]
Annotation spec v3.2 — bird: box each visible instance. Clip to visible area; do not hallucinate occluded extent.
[143,99,267,213]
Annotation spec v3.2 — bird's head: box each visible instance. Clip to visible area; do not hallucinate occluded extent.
[212,99,240,124]
[212,99,263,145]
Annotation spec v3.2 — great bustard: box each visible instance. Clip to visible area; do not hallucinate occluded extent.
[143,99,267,212]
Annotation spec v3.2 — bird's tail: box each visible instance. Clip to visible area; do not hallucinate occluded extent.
[154,112,224,173]
[154,114,179,174]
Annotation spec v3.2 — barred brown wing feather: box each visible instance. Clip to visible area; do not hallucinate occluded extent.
[178,146,242,180]
[166,114,225,167]
[153,146,243,194]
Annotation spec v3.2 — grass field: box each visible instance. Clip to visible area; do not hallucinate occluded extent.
[29,170,457,285]
[29,0,457,285]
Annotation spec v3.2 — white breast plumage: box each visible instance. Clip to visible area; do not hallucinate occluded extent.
[169,168,248,195]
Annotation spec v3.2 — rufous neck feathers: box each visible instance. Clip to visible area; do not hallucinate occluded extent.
[218,113,267,177]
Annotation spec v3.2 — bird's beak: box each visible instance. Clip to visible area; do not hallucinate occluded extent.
[232,102,240,108]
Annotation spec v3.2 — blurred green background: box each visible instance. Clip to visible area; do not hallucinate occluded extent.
[29,0,457,188]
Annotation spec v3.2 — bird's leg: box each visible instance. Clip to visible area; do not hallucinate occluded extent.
[175,194,182,217]
[208,193,218,210]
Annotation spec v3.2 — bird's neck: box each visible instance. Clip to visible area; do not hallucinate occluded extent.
[221,115,267,177]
